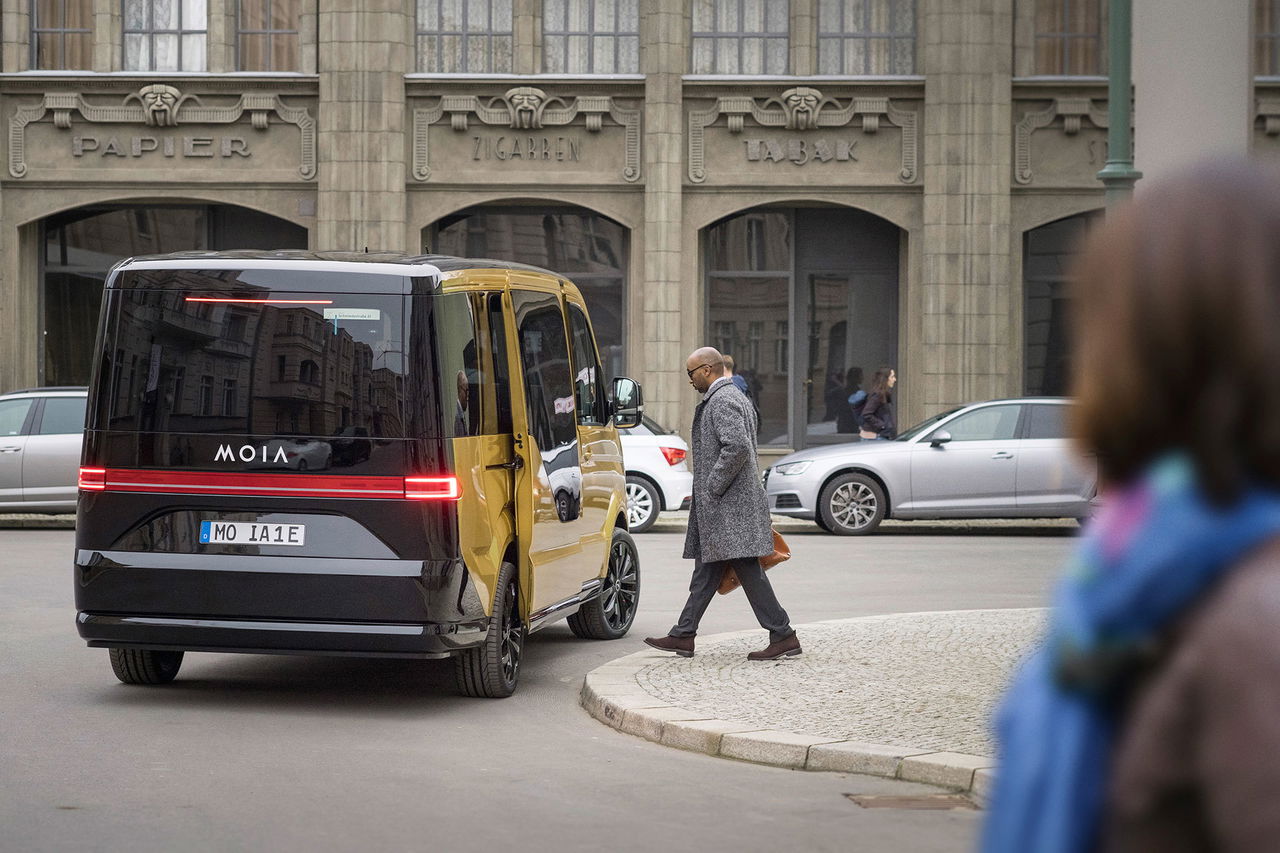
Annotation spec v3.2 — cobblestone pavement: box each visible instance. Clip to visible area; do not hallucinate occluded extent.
[633,609,1046,757]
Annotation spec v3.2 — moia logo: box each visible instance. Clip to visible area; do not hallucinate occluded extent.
[215,444,288,463]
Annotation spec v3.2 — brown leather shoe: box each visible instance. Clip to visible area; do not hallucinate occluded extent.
[644,635,694,657]
[747,632,801,661]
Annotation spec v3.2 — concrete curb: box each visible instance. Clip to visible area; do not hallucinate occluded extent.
[647,512,1077,534]
[0,513,75,529]
[580,618,998,804]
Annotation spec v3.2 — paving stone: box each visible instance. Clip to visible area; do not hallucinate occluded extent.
[805,741,933,777]
[719,730,842,769]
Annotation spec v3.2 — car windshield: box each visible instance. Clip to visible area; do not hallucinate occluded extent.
[895,407,962,442]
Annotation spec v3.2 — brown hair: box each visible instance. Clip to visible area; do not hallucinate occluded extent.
[869,366,894,401]
[1069,161,1280,500]
[723,353,736,372]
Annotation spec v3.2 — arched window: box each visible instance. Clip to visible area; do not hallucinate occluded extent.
[1023,210,1103,395]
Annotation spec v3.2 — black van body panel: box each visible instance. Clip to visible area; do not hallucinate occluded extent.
[76,256,494,659]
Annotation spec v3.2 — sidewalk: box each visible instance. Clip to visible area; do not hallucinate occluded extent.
[0,513,75,529]
[581,608,1047,803]
[649,510,1078,534]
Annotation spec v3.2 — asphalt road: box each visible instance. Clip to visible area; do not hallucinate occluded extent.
[0,526,1075,853]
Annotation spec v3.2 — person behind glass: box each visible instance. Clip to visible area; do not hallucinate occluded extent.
[644,347,801,661]
[837,366,865,434]
[983,162,1280,853]
[723,352,750,397]
[858,366,896,440]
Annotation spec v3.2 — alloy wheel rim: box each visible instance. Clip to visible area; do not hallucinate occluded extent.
[602,541,639,630]
[499,581,522,682]
[830,482,876,529]
[625,482,654,527]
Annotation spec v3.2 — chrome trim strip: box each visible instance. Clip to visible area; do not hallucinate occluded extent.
[527,577,606,631]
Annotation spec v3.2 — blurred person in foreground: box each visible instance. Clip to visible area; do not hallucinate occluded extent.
[983,162,1280,852]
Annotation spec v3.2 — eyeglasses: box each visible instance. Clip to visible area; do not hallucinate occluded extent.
[686,364,714,379]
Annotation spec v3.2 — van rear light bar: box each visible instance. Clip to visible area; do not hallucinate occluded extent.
[78,467,106,490]
[403,476,461,500]
[75,469,460,501]
[184,297,334,305]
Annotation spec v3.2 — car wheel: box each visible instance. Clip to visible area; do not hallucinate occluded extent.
[568,529,640,640]
[624,475,660,533]
[109,648,184,685]
[818,472,887,535]
[814,512,832,533]
[455,561,524,698]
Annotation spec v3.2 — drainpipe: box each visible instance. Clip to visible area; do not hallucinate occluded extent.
[1097,0,1142,205]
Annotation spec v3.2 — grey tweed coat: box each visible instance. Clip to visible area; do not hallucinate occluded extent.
[683,378,774,564]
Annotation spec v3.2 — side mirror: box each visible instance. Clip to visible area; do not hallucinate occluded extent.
[929,430,952,448]
[611,377,643,429]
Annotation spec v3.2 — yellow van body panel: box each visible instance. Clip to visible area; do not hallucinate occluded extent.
[437,265,625,622]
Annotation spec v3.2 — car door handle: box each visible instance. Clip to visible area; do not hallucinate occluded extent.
[487,457,524,471]
[991,451,1014,460]
[0,446,20,453]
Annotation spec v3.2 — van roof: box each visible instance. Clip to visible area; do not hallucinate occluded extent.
[113,250,565,279]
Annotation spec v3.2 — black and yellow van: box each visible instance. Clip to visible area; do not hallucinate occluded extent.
[75,251,643,697]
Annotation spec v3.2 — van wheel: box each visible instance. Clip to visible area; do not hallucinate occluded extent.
[624,475,660,533]
[819,473,886,535]
[455,562,524,698]
[568,529,640,640]
[109,648,184,685]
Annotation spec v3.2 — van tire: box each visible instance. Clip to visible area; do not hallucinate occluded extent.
[454,562,524,698]
[109,648,184,685]
[568,529,640,640]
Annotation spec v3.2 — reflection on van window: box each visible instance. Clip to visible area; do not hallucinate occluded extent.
[407,294,481,438]
[512,290,577,452]
[98,274,408,438]
[567,303,607,425]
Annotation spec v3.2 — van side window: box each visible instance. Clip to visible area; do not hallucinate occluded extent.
[423,294,482,438]
[511,290,577,452]
[485,293,513,434]
[567,303,607,426]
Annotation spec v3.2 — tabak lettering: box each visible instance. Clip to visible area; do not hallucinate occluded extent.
[71,135,252,159]
[471,135,582,162]
[744,138,858,165]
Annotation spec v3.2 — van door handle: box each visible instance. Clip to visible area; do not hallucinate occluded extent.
[487,457,524,471]
[991,451,1014,460]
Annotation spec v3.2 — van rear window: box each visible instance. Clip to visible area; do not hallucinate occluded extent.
[96,285,410,437]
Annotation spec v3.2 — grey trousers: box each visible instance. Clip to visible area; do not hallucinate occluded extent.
[670,557,793,644]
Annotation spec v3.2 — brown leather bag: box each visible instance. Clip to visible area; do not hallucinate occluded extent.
[717,529,791,595]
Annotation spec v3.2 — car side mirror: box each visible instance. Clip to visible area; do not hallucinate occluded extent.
[611,377,643,429]
[929,430,952,448]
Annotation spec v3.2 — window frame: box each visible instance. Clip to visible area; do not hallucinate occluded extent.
[33,396,88,436]
[415,0,514,74]
[122,0,210,72]
[566,300,608,427]
[928,404,1024,443]
[816,0,918,77]
[1031,0,1105,77]
[30,0,94,70]
[690,0,791,76]
[236,0,300,72]
[542,0,640,75]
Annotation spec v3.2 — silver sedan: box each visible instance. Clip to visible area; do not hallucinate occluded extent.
[764,397,1096,535]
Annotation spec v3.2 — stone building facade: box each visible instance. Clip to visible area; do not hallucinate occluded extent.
[2,0,1277,457]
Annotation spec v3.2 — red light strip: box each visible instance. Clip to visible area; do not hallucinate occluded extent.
[184,297,334,305]
[81,469,459,500]
[78,467,106,491]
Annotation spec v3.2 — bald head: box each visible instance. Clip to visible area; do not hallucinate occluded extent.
[687,347,725,373]
[685,347,726,393]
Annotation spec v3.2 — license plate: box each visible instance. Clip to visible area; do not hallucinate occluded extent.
[199,521,306,546]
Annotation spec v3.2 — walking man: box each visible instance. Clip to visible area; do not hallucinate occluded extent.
[644,347,801,661]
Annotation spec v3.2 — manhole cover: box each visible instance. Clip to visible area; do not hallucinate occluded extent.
[844,794,976,810]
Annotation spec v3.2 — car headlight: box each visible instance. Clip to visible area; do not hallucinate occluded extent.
[773,461,812,476]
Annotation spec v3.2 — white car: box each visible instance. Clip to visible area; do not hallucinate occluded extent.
[619,415,693,533]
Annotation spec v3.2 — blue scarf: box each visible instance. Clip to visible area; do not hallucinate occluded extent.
[982,456,1280,853]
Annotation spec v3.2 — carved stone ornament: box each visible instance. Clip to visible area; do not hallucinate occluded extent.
[1013,97,1110,185]
[411,88,641,182]
[687,87,920,183]
[9,84,317,179]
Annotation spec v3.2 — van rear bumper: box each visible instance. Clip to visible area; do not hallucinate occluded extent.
[74,548,490,658]
[76,613,487,658]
